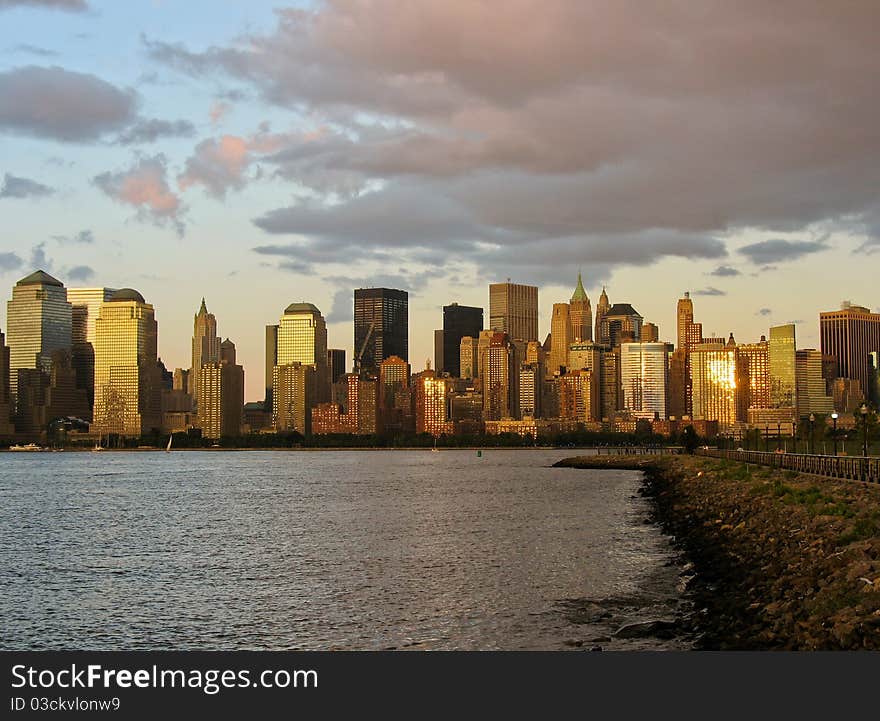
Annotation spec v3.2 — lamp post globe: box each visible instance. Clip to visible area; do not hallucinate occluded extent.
[831,412,839,456]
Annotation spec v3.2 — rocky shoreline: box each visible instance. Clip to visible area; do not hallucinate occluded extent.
[554,454,880,650]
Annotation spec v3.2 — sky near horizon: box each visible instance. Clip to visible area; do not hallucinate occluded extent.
[1,0,879,402]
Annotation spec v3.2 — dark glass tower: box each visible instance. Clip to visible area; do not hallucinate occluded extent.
[354,288,408,374]
[443,303,483,377]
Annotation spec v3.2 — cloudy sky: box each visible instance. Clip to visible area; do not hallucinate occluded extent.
[1,0,879,401]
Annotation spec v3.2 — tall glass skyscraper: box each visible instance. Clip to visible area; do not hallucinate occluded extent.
[354,288,408,374]
[442,303,482,377]
[275,302,329,404]
[620,342,668,419]
[6,270,72,404]
[93,288,161,437]
[489,282,538,342]
[191,298,220,410]
[769,323,797,410]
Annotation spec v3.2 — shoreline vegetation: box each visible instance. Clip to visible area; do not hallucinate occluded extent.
[554,454,880,650]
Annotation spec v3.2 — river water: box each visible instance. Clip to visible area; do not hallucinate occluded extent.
[0,449,690,650]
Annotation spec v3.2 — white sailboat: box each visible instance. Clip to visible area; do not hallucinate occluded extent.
[165,435,173,452]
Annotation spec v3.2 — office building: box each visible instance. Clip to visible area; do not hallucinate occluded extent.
[0,329,12,434]
[519,363,542,418]
[690,335,745,430]
[820,302,880,404]
[415,369,453,436]
[6,270,72,403]
[276,302,329,403]
[272,362,314,435]
[600,303,643,347]
[196,339,244,439]
[594,288,610,346]
[482,332,515,420]
[738,337,770,411]
[354,288,408,373]
[620,342,668,420]
[769,324,797,410]
[569,272,592,343]
[68,287,116,417]
[328,348,346,385]
[459,336,479,380]
[489,282,538,341]
[433,329,444,374]
[795,349,834,416]
[641,323,659,343]
[559,370,600,423]
[379,355,412,433]
[93,288,162,437]
[442,303,482,377]
[548,303,571,375]
[191,298,220,410]
[264,324,278,411]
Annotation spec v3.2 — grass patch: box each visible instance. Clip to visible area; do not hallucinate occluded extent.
[837,515,880,546]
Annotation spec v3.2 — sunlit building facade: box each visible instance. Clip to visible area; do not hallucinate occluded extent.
[415,370,453,436]
[6,270,72,403]
[690,337,745,430]
[620,342,668,420]
[489,282,538,341]
[769,324,797,410]
[68,287,116,418]
[795,349,834,416]
[196,338,244,440]
[549,303,571,375]
[482,332,515,420]
[93,288,162,437]
[820,302,880,405]
[738,337,770,411]
[569,272,592,343]
[272,362,314,435]
[558,369,600,423]
[0,329,12,434]
[276,302,329,404]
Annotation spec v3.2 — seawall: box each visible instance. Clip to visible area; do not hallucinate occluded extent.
[554,454,880,649]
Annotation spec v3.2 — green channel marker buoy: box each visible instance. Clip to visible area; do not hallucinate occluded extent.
[477,450,482,457]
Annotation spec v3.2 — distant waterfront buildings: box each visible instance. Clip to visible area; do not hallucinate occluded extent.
[196,338,244,439]
[620,342,668,420]
[569,273,592,343]
[0,329,12,435]
[354,287,408,374]
[327,348,346,385]
[68,287,116,417]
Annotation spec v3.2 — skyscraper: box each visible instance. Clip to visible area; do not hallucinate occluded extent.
[327,348,346,385]
[820,302,880,405]
[191,298,220,410]
[433,329,444,374]
[489,281,538,341]
[0,329,12,435]
[482,332,515,420]
[93,288,161,437]
[795,349,834,416]
[594,287,610,346]
[6,270,72,403]
[620,342,668,420]
[548,303,571,375]
[442,303,482,377]
[459,336,479,380]
[738,336,770,411]
[264,324,278,411]
[690,335,744,430]
[677,292,694,352]
[272,362,313,434]
[641,323,660,343]
[68,287,116,418]
[276,302,329,403]
[379,355,411,433]
[196,338,243,439]
[415,368,453,436]
[600,303,643,347]
[354,288,408,374]
[569,272,592,343]
[769,324,797,410]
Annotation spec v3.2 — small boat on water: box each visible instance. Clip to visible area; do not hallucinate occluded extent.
[165,435,173,452]
[9,443,45,452]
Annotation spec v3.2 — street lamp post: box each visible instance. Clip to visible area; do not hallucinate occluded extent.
[765,425,769,452]
[861,404,869,458]
[831,412,839,457]
[792,420,798,454]
[777,421,782,452]
[809,413,815,455]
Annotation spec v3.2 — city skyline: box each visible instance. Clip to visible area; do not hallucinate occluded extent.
[2,1,880,403]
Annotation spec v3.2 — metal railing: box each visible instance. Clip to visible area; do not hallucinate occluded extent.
[696,448,880,483]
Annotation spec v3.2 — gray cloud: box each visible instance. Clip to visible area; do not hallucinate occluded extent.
[757,308,772,316]
[709,265,741,277]
[65,264,94,281]
[10,44,58,57]
[30,242,51,270]
[147,1,880,262]
[0,66,137,142]
[52,229,94,244]
[0,251,24,271]
[693,287,726,296]
[115,118,195,145]
[0,1,87,10]
[0,172,54,198]
[738,239,829,265]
